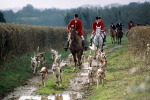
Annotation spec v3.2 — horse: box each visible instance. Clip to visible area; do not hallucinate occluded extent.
[109,27,116,44]
[89,26,103,59]
[116,27,123,44]
[69,25,83,70]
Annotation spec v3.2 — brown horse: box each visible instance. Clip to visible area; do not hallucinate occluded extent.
[69,25,83,70]
[116,27,123,44]
[109,27,116,44]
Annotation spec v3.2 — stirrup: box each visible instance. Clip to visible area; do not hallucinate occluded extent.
[64,47,68,51]
[84,46,87,51]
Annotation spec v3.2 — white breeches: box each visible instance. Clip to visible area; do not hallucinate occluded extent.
[91,34,95,39]
[103,32,106,35]
[101,34,104,38]
[81,36,85,40]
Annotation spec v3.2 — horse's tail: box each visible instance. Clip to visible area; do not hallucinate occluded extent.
[89,44,96,51]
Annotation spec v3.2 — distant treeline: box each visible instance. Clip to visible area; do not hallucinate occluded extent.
[1,2,150,30]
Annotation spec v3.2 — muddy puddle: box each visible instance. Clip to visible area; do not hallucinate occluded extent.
[2,46,122,100]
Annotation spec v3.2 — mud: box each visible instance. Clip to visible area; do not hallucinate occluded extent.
[2,46,122,100]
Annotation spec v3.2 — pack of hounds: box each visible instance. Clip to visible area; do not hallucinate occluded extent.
[30,47,108,88]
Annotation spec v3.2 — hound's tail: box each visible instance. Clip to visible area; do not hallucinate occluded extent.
[89,44,96,51]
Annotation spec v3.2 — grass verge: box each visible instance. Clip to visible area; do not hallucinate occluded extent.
[86,44,150,100]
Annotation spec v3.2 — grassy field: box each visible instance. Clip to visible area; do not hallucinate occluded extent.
[86,36,150,100]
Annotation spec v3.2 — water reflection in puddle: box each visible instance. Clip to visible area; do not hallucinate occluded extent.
[19,96,41,100]
[48,92,82,100]
[4,92,82,100]
[80,73,88,76]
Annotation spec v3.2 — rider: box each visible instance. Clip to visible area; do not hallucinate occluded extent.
[128,21,134,30]
[116,20,124,37]
[90,16,105,46]
[90,16,99,46]
[110,23,116,32]
[64,13,87,51]
[98,16,106,45]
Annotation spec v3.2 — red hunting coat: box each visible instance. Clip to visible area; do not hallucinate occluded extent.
[92,21,105,34]
[67,19,84,36]
[128,23,134,30]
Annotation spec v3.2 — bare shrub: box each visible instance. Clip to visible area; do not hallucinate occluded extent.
[0,22,88,62]
[128,26,150,63]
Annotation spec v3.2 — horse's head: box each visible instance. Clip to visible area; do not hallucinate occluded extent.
[96,26,101,38]
[70,25,76,40]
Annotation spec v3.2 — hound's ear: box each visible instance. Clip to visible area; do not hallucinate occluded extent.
[39,71,42,73]
[100,59,103,63]
[106,53,108,56]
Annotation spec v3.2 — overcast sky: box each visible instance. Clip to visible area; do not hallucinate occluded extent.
[0,0,150,10]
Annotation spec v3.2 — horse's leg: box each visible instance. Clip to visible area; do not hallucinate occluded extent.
[113,37,115,44]
[101,45,103,52]
[120,38,121,45]
[72,53,77,70]
[111,37,113,44]
[93,45,96,59]
[94,50,96,59]
[77,52,82,69]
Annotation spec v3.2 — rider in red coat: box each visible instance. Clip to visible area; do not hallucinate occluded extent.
[128,21,134,30]
[90,16,98,46]
[90,16,106,46]
[64,13,87,51]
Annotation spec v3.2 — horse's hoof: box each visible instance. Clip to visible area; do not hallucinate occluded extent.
[79,66,81,69]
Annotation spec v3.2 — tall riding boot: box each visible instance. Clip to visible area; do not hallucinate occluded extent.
[103,39,105,46]
[104,35,106,42]
[90,39,92,46]
[82,40,87,51]
[64,41,69,51]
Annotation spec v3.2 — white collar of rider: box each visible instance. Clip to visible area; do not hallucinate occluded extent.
[75,20,77,23]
